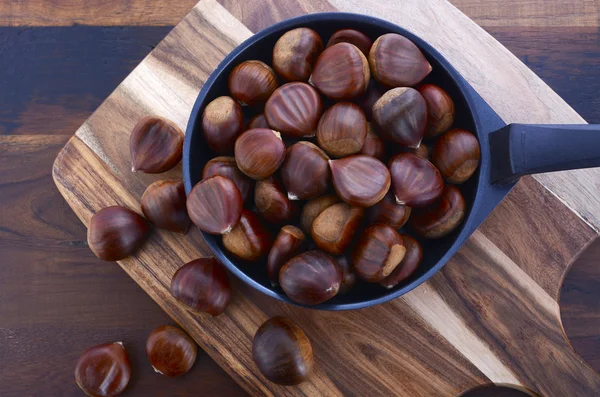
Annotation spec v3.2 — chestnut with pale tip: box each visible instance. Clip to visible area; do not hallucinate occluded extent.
[360,123,386,161]
[409,185,466,238]
[272,27,323,82]
[432,129,481,184]
[264,82,322,138]
[380,235,422,289]
[389,153,444,208]
[229,60,278,106]
[75,342,131,397]
[141,179,191,234]
[330,155,391,207]
[366,191,411,229]
[311,202,364,255]
[223,210,273,261]
[419,84,455,137]
[201,96,244,154]
[299,194,341,235]
[267,226,307,284]
[202,156,254,203]
[281,141,330,201]
[234,128,286,180]
[317,102,367,158]
[130,116,184,173]
[255,176,299,224]
[353,224,406,282]
[146,325,197,377]
[326,29,373,57]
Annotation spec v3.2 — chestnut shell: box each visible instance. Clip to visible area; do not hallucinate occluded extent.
[75,342,131,397]
[409,185,466,239]
[146,325,197,377]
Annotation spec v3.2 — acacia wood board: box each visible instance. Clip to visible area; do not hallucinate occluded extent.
[52,0,600,395]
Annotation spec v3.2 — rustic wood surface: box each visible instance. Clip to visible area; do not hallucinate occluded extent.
[1,0,599,396]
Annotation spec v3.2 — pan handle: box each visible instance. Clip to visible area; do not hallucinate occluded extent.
[489,124,600,184]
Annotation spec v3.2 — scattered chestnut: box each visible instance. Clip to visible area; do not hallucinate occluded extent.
[75,342,131,397]
[311,43,370,100]
[380,235,422,289]
[222,210,273,261]
[252,316,313,385]
[418,84,455,137]
[373,87,427,148]
[336,255,357,295]
[353,224,406,282]
[366,191,411,229]
[311,202,364,255]
[299,194,341,235]
[141,180,191,234]
[146,325,197,377]
[281,141,330,200]
[273,28,323,82]
[229,60,278,106]
[264,82,322,138]
[360,123,386,161]
[234,128,286,179]
[255,176,299,224]
[186,176,243,234]
[389,153,444,208]
[87,206,150,261]
[330,155,391,207]
[432,129,481,184]
[248,113,270,130]
[356,80,386,120]
[267,226,307,284]
[171,257,231,316]
[202,156,254,203]
[201,96,244,154]
[326,29,373,57]
[130,116,184,173]
[409,185,466,238]
[369,33,432,87]
[316,102,367,157]
[279,250,342,305]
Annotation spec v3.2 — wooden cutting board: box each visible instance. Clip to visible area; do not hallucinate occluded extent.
[52,0,600,395]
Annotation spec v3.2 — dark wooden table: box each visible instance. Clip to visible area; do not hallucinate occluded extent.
[1,1,598,396]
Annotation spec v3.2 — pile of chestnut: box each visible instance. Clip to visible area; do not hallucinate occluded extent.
[190,27,480,306]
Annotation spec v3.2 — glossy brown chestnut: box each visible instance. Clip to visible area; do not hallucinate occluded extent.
[171,257,231,316]
[360,123,386,161]
[369,33,432,87]
[202,156,254,202]
[326,29,373,57]
[264,82,322,138]
[311,43,370,100]
[311,202,364,255]
[299,194,341,235]
[201,96,244,154]
[389,153,444,208]
[141,179,191,234]
[87,206,150,261]
[336,255,357,295]
[130,116,184,173]
[146,325,197,377]
[252,316,313,385]
[330,155,391,207]
[409,185,466,239]
[356,80,386,120]
[279,250,342,305]
[419,84,455,137]
[255,176,299,224]
[353,224,406,282]
[248,113,270,130]
[372,87,427,148]
[380,234,422,289]
[75,342,131,397]
[366,191,411,229]
[272,27,323,82]
[267,226,307,284]
[234,128,286,179]
[186,176,243,234]
[395,144,430,160]
[229,60,278,106]
[280,141,330,200]
[222,210,273,261]
[432,129,481,184]
[316,102,367,157]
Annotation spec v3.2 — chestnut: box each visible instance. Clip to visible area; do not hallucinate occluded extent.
[229,60,278,106]
[75,342,131,397]
[281,141,330,200]
[202,156,254,203]
[279,250,342,305]
[130,116,184,173]
[252,317,313,385]
[299,194,341,235]
[389,153,444,208]
[264,82,322,138]
[330,155,391,207]
[356,80,386,120]
[372,87,427,148]
[366,191,411,229]
[418,84,455,137]
[311,43,370,100]
[234,128,286,179]
[326,29,373,57]
[352,224,406,282]
[186,176,243,234]
[141,179,191,234]
[255,176,299,224]
[316,102,367,157]
[267,225,307,284]
[395,144,430,161]
[171,257,231,316]
[146,325,197,377]
[273,28,323,82]
[311,202,364,255]
[87,206,150,261]
[432,129,481,184]
[222,210,273,261]
[409,185,466,238]
[336,255,357,295]
[359,123,386,161]
[380,234,422,289]
[201,96,244,154]
[369,33,432,87]
[247,113,270,130]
